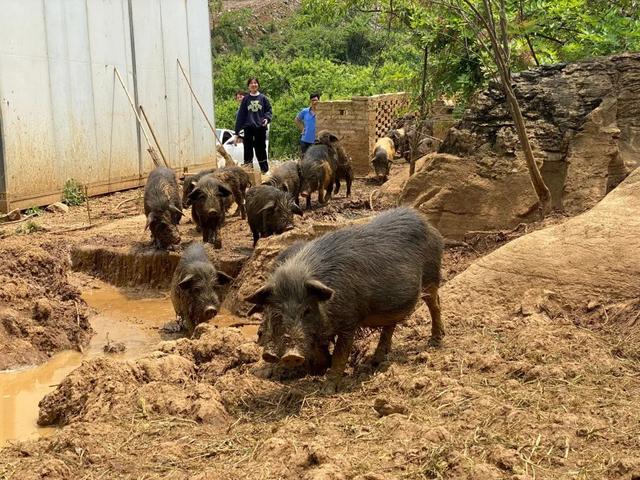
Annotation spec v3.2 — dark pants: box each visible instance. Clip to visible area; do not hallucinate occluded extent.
[300,140,313,157]
[244,126,269,173]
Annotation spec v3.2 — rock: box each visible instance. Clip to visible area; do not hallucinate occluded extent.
[4,209,21,221]
[373,397,408,417]
[401,53,640,239]
[46,202,69,213]
[587,300,600,311]
[103,341,126,354]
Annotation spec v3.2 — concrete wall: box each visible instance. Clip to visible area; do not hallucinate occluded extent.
[316,93,407,175]
[0,0,215,213]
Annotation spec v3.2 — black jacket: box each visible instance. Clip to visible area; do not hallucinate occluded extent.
[234,93,273,134]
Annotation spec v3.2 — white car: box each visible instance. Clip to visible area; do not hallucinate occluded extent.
[215,127,269,168]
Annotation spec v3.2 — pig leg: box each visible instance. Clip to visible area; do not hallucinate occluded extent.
[305,194,312,210]
[324,331,355,393]
[317,181,324,205]
[333,178,341,195]
[345,170,353,197]
[232,191,246,219]
[422,283,444,346]
[372,324,396,366]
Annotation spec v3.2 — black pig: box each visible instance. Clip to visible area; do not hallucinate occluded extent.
[245,185,303,247]
[262,161,302,206]
[182,168,215,208]
[188,175,231,249]
[316,130,353,197]
[170,243,232,335]
[144,166,183,250]
[299,145,335,210]
[246,207,444,392]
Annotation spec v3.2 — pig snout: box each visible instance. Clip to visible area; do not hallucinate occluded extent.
[281,347,305,368]
[203,306,218,320]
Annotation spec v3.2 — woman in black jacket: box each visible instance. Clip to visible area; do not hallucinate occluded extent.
[234,77,272,173]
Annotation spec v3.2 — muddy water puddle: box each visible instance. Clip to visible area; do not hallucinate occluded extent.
[0,282,177,446]
[1,281,257,446]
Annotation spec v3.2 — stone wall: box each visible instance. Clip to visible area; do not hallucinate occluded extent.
[316,93,407,175]
[399,53,640,238]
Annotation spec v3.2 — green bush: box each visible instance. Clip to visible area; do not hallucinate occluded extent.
[62,179,86,206]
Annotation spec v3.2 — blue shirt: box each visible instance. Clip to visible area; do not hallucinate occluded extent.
[296,107,316,143]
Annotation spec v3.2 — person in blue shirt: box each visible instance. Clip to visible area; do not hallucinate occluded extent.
[295,92,320,156]
[234,77,272,173]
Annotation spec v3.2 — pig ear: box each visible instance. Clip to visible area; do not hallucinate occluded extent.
[169,205,184,217]
[290,203,303,217]
[329,133,339,143]
[217,184,232,197]
[216,270,233,285]
[188,187,204,201]
[258,200,276,214]
[305,279,334,302]
[178,273,195,289]
[245,285,272,305]
[247,303,263,316]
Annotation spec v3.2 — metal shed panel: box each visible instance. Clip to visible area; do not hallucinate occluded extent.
[0,0,58,202]
[0,0,214,212]
[186,0,216,167]
[158,0,195,173]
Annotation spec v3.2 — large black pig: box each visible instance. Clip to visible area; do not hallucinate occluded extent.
[245,185,303,247]
[246,207,444,392]
[144,166,183,250]
[170,242,232,335]
[188,175,231,249]
[262,161,302,206]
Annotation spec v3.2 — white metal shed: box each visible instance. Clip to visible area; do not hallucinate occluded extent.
[0,0,216,213]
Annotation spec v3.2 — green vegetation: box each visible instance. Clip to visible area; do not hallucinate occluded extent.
[62,179,86,207]
[15,221,43,235]
[212,0,640,157]
[25,206,44,217]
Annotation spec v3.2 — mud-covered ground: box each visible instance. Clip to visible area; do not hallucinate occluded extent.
[1,165,639,479]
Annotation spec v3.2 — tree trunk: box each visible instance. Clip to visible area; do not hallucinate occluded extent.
[411,45,429,177]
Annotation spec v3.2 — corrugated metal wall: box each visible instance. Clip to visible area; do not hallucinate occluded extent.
[0,0,215,212]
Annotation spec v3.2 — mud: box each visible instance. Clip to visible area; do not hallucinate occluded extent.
[0,281,176,446]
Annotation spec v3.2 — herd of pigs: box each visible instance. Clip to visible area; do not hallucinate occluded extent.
[143,127,438,392]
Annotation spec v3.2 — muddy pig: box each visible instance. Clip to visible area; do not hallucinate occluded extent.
[188,175,232,249]
[171,242,233,335]
[262,160,302,206]
[182,168,215,208]
[317,130,353,197]
[144,166,183,250]
[210,166,252,219]
[245,185,303,247]
[299,145,335,210]
[184,167,250,218]
[370,136,395,182]
[246,207,444,392]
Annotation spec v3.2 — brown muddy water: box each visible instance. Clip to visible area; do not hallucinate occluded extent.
[0,282,228,446]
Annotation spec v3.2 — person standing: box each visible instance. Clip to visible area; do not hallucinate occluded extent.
[234,77,272,173]
[295,92,320,156]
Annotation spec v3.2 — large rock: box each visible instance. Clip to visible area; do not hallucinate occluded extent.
[401,53,640,238]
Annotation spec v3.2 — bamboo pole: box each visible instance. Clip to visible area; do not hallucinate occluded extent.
[113,67,162,168]
[139,105,169,167]
[176,59,235,168]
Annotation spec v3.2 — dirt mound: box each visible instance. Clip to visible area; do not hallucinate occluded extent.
[0,238,92,370]
[38,324,259,428]
[402,53,640,238]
